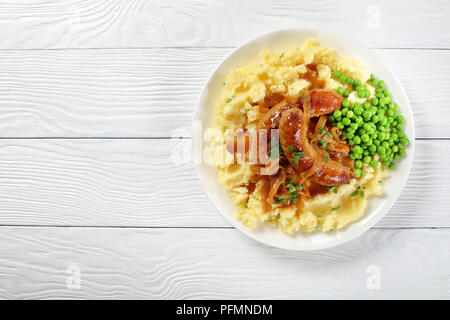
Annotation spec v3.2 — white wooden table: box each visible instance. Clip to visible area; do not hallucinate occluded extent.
[0,0,449,299]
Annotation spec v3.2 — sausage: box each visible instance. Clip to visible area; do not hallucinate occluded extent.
[279,108,318,172]
[309,89,342,117]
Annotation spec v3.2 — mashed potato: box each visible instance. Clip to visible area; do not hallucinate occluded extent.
[208,39,389,234]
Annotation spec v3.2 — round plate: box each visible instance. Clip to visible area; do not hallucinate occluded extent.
[194,28,415,250]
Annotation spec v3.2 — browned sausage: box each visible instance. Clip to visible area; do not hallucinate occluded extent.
[313,159,355,186]
[309,90,342,117]
[279,108,318,172]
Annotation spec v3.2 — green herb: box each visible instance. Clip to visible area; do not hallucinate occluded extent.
[324,155,330,162]
[223,82,226,86]
[319,126,327,136]
[226,98,232,103]
[289,193,299,204]
[296,184,303,191]
[292,151,305,165]
[275,195,288,204]
[332,205,341,211]
[268,141,283,159]
[328,131,333,138]
[349,189,365,198]
[318,137,329,150]
[326,186,338,193]
[288,145,294,152]
[280,53,284,58]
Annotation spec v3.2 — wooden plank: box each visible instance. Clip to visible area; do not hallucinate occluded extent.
[0,227,448,299]
[0,139,447,228]
[0,48,448,138]
[0,0,448,49]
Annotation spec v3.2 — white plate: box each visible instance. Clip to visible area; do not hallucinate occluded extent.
[194,28,415,250]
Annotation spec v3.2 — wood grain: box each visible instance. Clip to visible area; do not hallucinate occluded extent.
[0,0,448,49]
[0,139,447,228]
[0,227,448,299]
[0,48,448,138]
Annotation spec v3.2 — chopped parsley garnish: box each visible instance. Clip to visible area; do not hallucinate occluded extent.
[326,186,338,193]
[331,205,341,211]
[349,188,365,198]
[275,195,288,203]
[319,126,327,136]
[318,136,329,150]
[324,155,330,162]
[280,53,284,58]
[226,98,232,103]
[223,82,226,86]
[292,151,305,165]
[268,141,283,159]
[288,145,294,152]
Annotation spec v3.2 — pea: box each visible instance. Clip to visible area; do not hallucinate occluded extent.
[333,110,342,118]
[354,168,362,178]
[387,109,395,117]
[355,79,362,87]
[371,98,379,106]
[392,145,399,153]
[337,122,344,129]
[333,70,341,78]
[350,123,359,130]
[347,110,354,119]
[361,134,370,143]
[355,116,363,125]
[372,79,379,87]
[363,110,372,119]
[347,77,354,85]
[353,105,363,115]
[353,145,363,154]
[370,160,379,168]
[378,146,386,155]
[378,80,385,88]
[342,99,350,108]
[397,115,405,123]
[349,153,356,160]
[343,90,350,98]
[371,115,379,123]
[337,87,344,95]
[357,90,365,98]
[401,138,410,146]
[362,102,370,110]
[339,75,347,83]
[342,118,351,126]
[387,116,394,123]
[353,136,361,144]
[328,115,335,122]
[354,160,363,169]
[368,144,377,154]
[388,162,395,169]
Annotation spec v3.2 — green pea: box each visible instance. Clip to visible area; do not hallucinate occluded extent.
[401,137,410,146]
[357,90,365,98]
[392,145,399,153]
[337,122,344,129]
[388,162,395,169]
[333,70,341,78]
[397,115,405,123]
[368,144,377,154]
[343,90,350,98]
[333,110,342,118]
[349,153,356,160]
[363,150,369,156]
[372,79,379,87]
[378,80,385,88]
[342,118,351,126]
[363,102,371,110]
[370,160,379,168]
[342,99,350,108]
[353,136,361,144]
[371,115,379,123]
[339,75,347,83]
[376,92,383,99]
[355,116,363,125]
[353,145,363,154]
[361,134,370,143]
[350,123,359,130]
[387,109,395,117]
[347,110,354,119]
[355,160,363,169]
[363,110,372,119]
[346,77,354,85]
[371,98,379,106]
[354,168,362,178]
[337,87,344,95]
[354,79,362,87]
[353,105,363,115]
[328,115,335,122]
